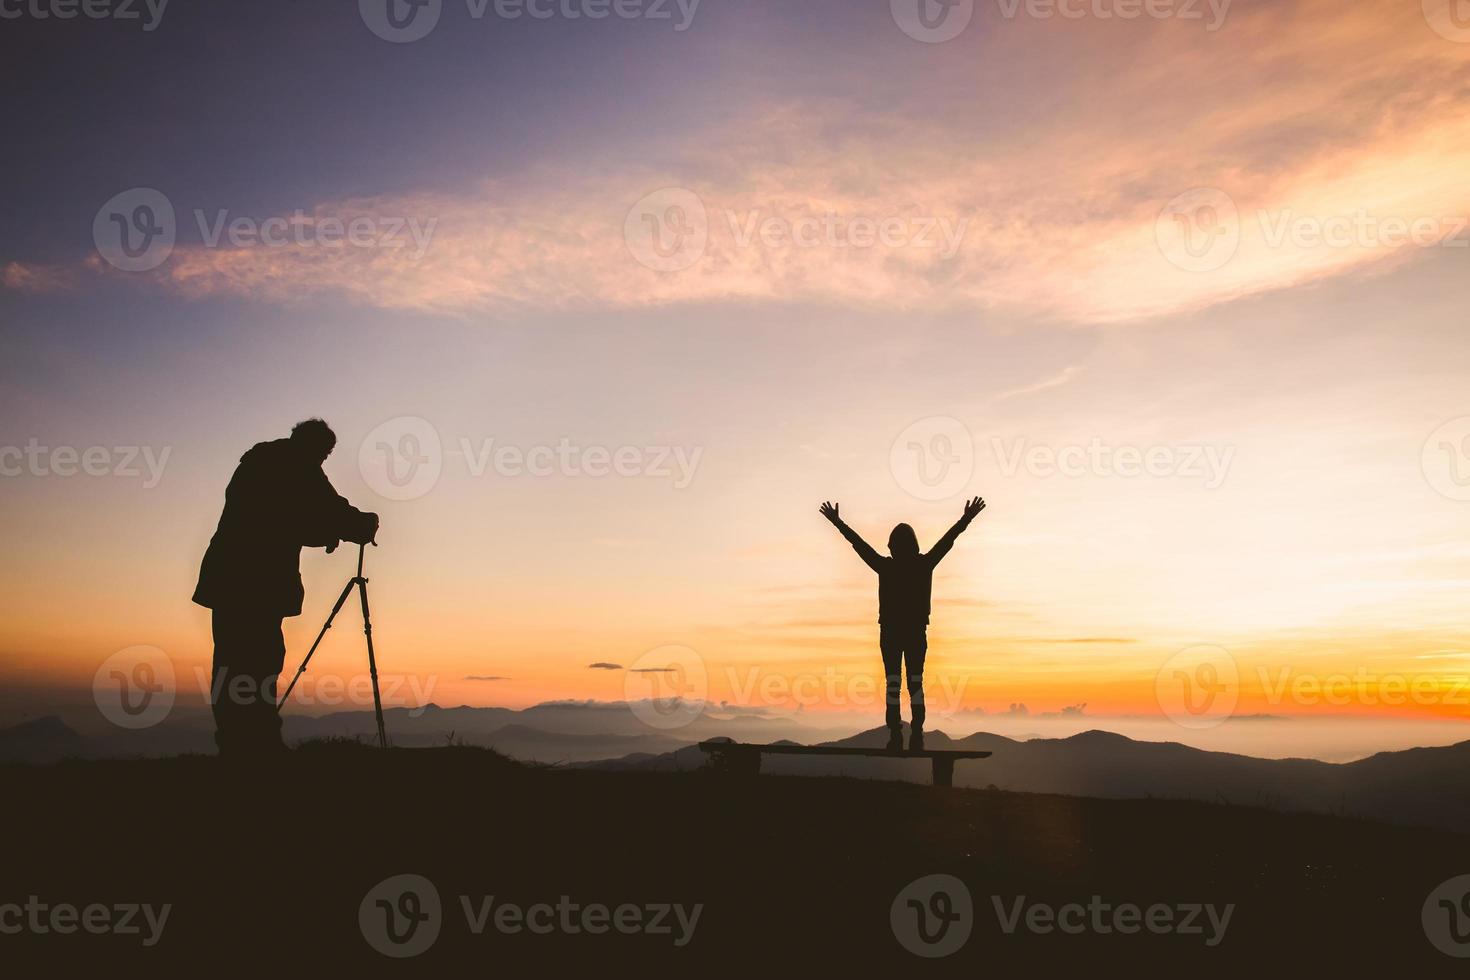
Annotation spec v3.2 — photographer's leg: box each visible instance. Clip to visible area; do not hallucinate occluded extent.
[212,611,287,757]
[252,615,286,753]
[210,609,249,757]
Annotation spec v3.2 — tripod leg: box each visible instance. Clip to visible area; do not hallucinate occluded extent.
[277,578,357,711]
[357,579,389,749]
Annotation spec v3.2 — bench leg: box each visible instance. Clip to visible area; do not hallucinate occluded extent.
[730,748,761,777]
[931,757,954,788]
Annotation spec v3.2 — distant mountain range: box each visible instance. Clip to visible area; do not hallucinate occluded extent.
[6,704,1467,832]
[0,700,818,765]
[579,725,1470,834]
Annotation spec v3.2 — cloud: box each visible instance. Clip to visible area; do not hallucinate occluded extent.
[760,617,876,629]
[464,675,510,681]
[21,0,1469,325]
[587,662,623,670]
[2,261,78,293]
[1019,637,1138,645]
[627,667,677,674]
[993,366,1084,402]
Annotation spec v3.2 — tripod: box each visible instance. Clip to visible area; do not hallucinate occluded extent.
[277,541,389,748]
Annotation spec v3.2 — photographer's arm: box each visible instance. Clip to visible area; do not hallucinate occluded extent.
[300,468,378,551]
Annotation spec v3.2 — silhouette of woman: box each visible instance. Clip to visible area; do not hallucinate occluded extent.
[819,497,985,751]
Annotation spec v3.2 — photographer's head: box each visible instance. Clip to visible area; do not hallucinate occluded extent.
[290,418,337,463]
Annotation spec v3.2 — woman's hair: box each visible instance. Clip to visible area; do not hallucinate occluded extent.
[888,523,920,558]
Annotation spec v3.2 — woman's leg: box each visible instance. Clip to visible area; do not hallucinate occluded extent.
[879,626,904,743]
[906,629,929,733]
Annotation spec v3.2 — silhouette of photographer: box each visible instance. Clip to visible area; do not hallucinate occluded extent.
[820,496,985,752]
[193,419,379,757]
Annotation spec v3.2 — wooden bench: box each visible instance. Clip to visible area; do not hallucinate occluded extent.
[697,740,991,787]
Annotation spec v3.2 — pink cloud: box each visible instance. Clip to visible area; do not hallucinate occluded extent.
[2,261,78,294]
[26,0,1470,324]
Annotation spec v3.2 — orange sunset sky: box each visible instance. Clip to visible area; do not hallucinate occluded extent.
[2,0,1468,748]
